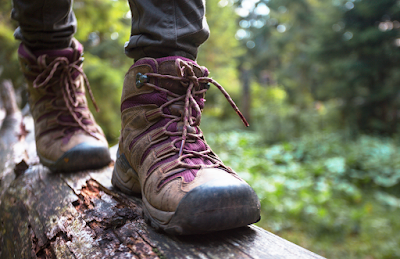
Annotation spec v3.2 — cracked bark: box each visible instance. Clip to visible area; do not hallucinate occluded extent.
[0,84,325,259]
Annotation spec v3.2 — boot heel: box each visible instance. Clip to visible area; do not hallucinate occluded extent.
[111,148,141,194]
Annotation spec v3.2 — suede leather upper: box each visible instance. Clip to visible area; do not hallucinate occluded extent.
[118,57,246,212]
[18,39,108,166]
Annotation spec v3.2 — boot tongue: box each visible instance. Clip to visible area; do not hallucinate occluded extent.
[156,57,207,95]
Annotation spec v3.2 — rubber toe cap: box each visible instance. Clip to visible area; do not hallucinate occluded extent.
[165,178,261,235]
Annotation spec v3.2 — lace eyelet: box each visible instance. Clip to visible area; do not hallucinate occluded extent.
[76,58,84,66]
[136,73,149,88]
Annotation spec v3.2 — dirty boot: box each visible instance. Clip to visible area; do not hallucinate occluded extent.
[18,39,111,172]
[112,56,260,235]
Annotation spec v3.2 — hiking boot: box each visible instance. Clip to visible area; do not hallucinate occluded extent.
[18,39,111,172]
[112,56,260,235]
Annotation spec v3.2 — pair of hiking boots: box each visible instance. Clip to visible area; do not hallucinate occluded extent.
[19,39,260,235]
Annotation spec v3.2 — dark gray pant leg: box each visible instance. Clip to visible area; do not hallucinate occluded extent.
[12,0,209,59]
[125,0,210,61]
[11,0,76,50]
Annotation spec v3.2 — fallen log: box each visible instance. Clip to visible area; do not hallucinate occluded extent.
[0,83,325,259]
[0,80,29,203]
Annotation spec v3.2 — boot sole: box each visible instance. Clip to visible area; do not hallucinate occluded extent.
[112,150,261,235]
[39,142,111,172]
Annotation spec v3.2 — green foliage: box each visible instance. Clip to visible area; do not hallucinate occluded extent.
[311,0,400,135]
[74,0,131,47]
[0,1,23,90]
[250,83,342,143]
[205,128,400,258]
[237,0,400,135]
[83,53,124,145]
[198,0,245,119]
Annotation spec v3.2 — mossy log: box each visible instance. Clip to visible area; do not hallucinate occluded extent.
[0,82,325,259]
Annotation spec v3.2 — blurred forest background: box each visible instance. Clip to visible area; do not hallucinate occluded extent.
[1,0,400,258]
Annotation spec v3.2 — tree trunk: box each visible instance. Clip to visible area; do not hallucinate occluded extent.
[0,82,325,259]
